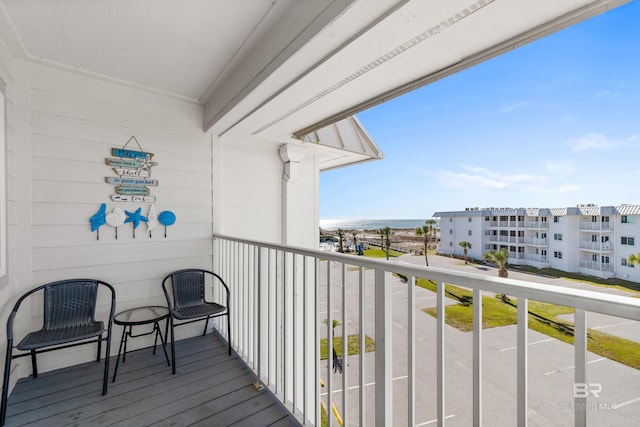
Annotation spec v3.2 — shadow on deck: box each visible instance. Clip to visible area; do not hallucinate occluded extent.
[3,333,300,426]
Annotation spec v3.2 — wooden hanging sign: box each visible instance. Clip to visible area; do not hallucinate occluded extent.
[116,186,150,195]
[106,158,142,168]
[112,168,150,177]
[106,177,158,186]
[111,194,156,202]
[111,148,153,159]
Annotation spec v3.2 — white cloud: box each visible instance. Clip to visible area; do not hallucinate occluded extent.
[546,159,574,173]
[569,133,640,151]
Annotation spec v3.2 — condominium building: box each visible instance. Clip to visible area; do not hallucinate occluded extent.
[433,204,640,281]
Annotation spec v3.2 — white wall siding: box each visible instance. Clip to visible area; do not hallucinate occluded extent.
[22,63,212,372]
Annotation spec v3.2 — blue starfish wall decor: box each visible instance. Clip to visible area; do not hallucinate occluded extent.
[125,207,148,238]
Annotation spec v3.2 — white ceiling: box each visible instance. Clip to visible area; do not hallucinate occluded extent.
[0,0,631,144]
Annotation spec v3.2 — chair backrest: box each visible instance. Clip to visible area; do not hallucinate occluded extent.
[7,279,116,341]
[169,270,207,309]
[43,280,99,330]
[163,269,230,310]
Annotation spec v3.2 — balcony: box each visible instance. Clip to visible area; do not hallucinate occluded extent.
[579,222,613,231]
[579,241,613,251]
[3,334,300,426]
[211,234,640,426]
[524,237,548,246]
[579,260,614,273]
[524,221,548,229]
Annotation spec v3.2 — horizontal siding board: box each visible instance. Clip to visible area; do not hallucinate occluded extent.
[29,63,204,120]
[32,223,212,247]
[32,239,212,271]
[31,89,205,139]
[31,255,213,285]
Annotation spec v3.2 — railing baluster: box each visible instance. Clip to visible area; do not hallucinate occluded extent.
[359,266,365,426]
[375,269,392,426]
[408,275,416,427]
[473,287,483,427]
[315,257,321,427]
[342,262,348,425]
[326,259,333,426]
[574,309,587,427]
[517,297,528,427]
[437,280,445,427]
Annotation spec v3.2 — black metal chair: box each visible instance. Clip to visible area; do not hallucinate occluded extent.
[1,279,116,426]
[162,269,231,374]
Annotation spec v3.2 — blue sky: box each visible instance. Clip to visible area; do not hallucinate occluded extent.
[320,1,640,220]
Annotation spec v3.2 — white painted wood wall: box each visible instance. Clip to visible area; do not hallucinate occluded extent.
[0,40,322,391]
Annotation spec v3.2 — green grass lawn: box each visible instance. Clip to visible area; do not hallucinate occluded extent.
[421,283,640,370]
[362,248,403,258]
[320,335,376,360]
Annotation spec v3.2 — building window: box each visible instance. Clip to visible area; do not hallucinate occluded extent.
[485,216,490,221]
[553,216,560,223]
[592,253,598,262]
[541,217,547,222]
[554,233,562,241]
[602,255,610,264]
[468,217,472,222]
[449,242,453,247]
[468,230,472,236]
[621,236,635,246]
[449,229,453,235]
[554,251,562,259]
[621,215,635,224]
[602,216,610,223]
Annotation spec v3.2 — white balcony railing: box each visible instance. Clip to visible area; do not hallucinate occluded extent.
[579,241,612,251]
[213,234,640,426]
[524,221,548,229]
[524,237,548,246]
[579,222,613,231]
[579,260,614,272]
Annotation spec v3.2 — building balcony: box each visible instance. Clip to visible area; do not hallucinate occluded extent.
[579,222,613,231]
[524,254,548,263]
[524,221,549,229]
[6,235,638,426]
[579,241,613,251]
[579,260,614,273]
[524,237,548,246]
[207,234,638,426]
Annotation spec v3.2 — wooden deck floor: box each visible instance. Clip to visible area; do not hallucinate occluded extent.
[3,333,301,426]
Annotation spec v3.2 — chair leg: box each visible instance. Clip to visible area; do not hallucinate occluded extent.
[97,336,102,362]
[30,350,38,379]
[202,316,210,336]
[103,329,112,396]
[227,313,231,355]
[1,340,13,426]
[170,317,176,375]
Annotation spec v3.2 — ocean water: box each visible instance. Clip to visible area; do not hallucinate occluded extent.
[319,218,427,231]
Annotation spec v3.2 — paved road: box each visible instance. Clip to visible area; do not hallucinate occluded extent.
[318,254,640,426]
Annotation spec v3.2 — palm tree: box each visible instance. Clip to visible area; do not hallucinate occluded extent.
[483,248,509,278]
[352,231,358,252]
[380,227,392,260]
[415,226,429,266]
[415,219,437,266]
[336,228,345,253]
[629,253,640,265]
[458,241,471,264]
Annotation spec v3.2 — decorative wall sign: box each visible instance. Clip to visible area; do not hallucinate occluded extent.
[88,204,175,239]
[107,136,158,202]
